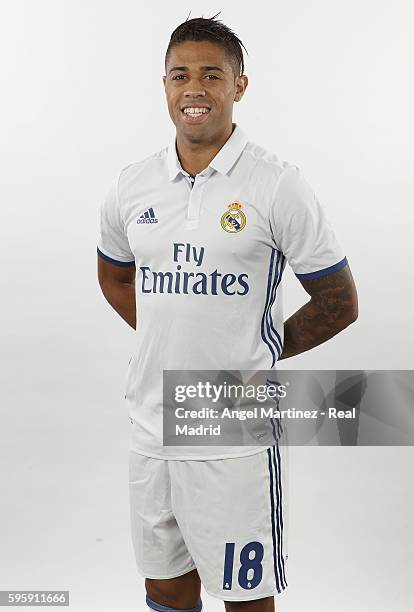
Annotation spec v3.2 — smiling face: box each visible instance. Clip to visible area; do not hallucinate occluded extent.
[163,40,248,144]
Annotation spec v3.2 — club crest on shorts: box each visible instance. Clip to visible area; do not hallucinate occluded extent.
[220,201,247,233]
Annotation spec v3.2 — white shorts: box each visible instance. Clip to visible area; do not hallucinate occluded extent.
[128,445,289,602]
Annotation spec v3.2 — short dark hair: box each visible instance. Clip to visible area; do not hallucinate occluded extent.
[165,12,248,78]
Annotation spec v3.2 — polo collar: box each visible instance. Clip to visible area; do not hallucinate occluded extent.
[167,123,248,182]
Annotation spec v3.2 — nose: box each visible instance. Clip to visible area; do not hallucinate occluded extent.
[184,92,206,99]
[184,81,207,97]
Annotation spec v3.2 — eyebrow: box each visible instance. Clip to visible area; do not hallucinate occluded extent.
[168,65,225,75]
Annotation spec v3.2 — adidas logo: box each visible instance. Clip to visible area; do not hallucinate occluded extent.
[137,207,158,224]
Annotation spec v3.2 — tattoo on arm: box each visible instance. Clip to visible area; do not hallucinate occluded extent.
[279,265,358,360]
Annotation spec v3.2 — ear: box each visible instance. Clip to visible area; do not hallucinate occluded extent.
[235,75,248,101]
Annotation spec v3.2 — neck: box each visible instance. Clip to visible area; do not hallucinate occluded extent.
[176,123,235,176]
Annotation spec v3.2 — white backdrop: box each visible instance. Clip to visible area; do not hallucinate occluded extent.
[0,2,413,611]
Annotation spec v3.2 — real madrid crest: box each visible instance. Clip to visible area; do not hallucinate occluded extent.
[220,201,247,233]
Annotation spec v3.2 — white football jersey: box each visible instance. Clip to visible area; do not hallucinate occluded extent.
[97,123,347,459]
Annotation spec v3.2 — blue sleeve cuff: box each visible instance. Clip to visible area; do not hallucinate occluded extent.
[295,256,348,281]
[97,246,135,267]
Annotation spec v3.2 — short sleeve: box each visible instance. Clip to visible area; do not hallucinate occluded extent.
[270,166,347,280]
[97,171,135,267]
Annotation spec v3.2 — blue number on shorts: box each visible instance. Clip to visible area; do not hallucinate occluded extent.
[223,541,264,590]
[222,542,235,590]
[238,541,264,589]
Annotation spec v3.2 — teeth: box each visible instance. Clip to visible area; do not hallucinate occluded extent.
[183,107,209,115]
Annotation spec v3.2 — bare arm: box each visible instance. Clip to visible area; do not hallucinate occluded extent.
[97,256,136,330]
[279,264,358,360]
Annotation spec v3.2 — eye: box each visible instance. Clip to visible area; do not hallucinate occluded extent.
[172,74,219,81]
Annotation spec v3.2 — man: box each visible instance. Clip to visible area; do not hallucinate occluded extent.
[97,13,358,612]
